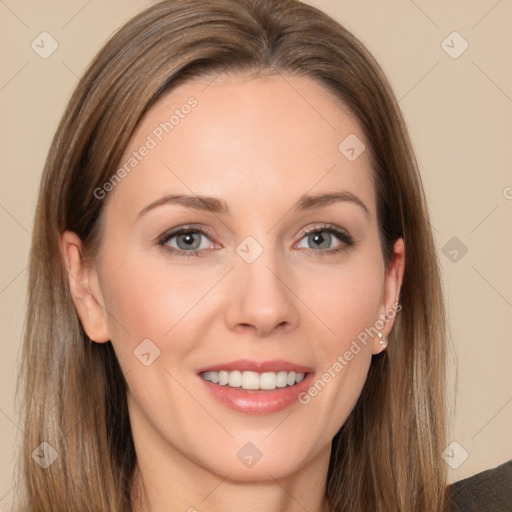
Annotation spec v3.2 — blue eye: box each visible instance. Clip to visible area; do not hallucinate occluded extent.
[158,227,214,257]
[296,226,354,255]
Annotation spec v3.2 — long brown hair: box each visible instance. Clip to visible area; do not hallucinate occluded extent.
[17,0,447,510]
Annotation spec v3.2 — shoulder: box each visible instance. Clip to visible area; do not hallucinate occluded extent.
[447,459,512,511]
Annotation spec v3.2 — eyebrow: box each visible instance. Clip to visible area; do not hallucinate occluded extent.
[137,190,369,218]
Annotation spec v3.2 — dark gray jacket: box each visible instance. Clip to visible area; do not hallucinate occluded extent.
[448,460,512,511]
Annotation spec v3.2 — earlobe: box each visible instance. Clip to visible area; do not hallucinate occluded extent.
[376,331,388,350]
[372,237,405,354]
[60,231,110,343]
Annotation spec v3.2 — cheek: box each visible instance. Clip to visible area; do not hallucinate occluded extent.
[302,255,384,348]
[97,248,226,373]
[102,267,187,340]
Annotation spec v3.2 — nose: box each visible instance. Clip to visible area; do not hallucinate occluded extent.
[225,248,300,338]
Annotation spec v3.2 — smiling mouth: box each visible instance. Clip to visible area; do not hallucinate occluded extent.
[200,370,307,391]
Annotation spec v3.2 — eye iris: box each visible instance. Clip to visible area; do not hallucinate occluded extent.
[309,231,331,249]
[177,232,201,250]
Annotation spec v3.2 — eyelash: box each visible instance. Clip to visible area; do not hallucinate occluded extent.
[157,224,355,258]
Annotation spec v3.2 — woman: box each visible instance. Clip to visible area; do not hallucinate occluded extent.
[17,0,449,510]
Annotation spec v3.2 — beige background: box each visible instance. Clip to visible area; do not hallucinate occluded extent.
[1,0,511,508]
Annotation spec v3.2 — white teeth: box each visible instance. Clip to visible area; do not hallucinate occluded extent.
[260,372,276,390]
[276,370,288,388]
[218,370,229,385]
[201,370,307,390]
[228,370,242,388]
[242,371,260,390]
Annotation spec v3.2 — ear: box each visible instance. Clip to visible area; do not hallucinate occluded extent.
[372,237,405,354]
[60,231,110,343]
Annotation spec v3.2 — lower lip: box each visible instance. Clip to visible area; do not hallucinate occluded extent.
[198,373,315,415]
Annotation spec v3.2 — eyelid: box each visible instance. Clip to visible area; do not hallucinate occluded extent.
[296,222,351,239]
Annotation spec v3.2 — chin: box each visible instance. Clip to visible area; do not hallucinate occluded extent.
[197,436,316,482]
[210,456,308,483]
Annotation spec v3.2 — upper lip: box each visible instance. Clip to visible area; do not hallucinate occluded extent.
[197,359,314,374]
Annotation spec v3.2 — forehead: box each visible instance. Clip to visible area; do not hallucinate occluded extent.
[104,72,375,219]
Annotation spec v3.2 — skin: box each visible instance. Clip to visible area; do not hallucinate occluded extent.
[61,73,404,512]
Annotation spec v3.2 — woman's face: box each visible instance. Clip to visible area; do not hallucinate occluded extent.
[63,73,404,483]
